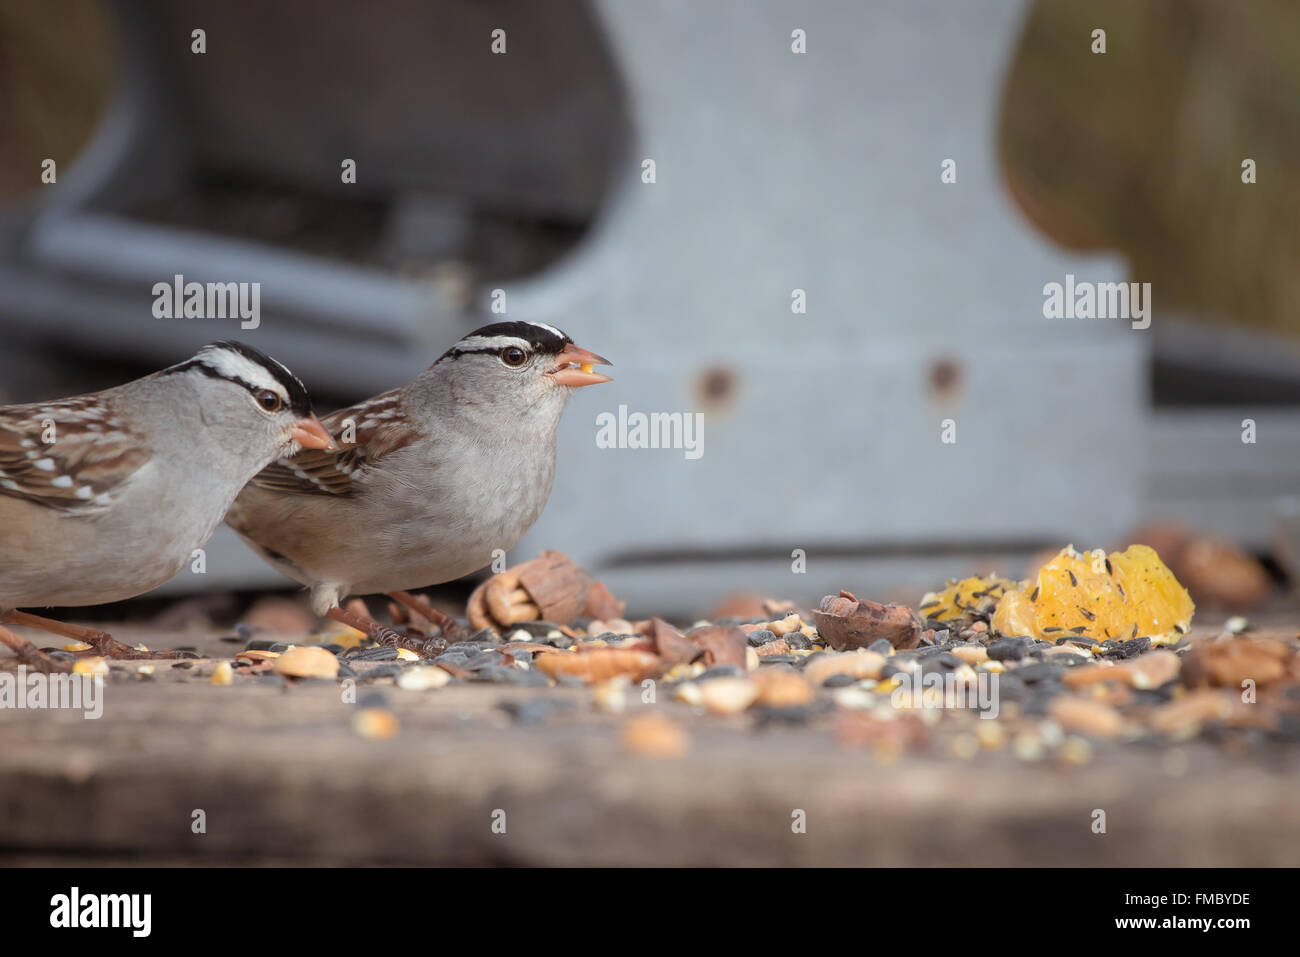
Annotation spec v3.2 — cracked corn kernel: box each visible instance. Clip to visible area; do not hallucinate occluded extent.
[593,680,628,713]
[951,643,988,665]
[975,721,1006,750]
[697,677,760,714]
[396,666,450,690]
[353,707,399,739]
[62,641,92,652]
[73,657,108,676]
[873,738,904,764]
[1013,732,1045,762]
[949,734,979,760]
[832,687,875,710]
[1059,736,1094,764]
[673,682,704,706]
[663,662,704,682]
[210,661,233,686]
[622,714,688,758]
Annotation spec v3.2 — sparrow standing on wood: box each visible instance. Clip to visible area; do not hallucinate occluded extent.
[0,341,334,670]
[225,321,611,650]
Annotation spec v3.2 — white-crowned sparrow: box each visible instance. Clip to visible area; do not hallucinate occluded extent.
[0,341,335,670]
[225,321,611,651]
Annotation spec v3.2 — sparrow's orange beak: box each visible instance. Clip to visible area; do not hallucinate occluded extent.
[290,415,337,451]
[549,344,613,388]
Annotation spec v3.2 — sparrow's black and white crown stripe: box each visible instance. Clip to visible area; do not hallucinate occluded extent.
[162,341,313,416]
[437,321,571,362]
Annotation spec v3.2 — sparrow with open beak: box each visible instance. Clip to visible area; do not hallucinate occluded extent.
[0,341,333,670]
[225,321,611,648]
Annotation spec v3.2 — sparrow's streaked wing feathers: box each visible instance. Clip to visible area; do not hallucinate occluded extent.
[247,390,416,497]
[0,397,152,512]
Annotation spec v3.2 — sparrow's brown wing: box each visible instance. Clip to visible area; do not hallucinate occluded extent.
[0,396,152,512]
[246,389,417,497]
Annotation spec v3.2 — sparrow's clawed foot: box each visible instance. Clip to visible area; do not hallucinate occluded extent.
[1,610,196,661]
[0,624,72,673]
[386,590,466,642]
[326,606,448,659]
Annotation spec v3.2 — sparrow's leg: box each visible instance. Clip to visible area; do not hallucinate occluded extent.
[325,606,447,659]
[0,610,189,660]
[385,591,467,640]
[0,623,72,673]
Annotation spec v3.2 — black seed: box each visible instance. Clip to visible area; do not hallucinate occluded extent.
[1030,586,1040,602]
[922,652,963,674]
[700,665,746,680]
[1077,606,1096,622]
[1067,570,1078,587]
[1014,662,1059,683]
[988,638,1029,661]
[348,645,399,661]
[498,698,575,725]
[754,705,818,727]
[1104,558,1113,575]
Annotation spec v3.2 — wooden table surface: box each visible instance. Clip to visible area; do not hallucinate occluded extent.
[1,624,1297,867]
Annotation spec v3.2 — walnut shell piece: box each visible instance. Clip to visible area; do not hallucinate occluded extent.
[687,624,749,668]
[647,616,702,666]
[812,592,923,650]
[467,551,623,633]
[1180,635,1293,689]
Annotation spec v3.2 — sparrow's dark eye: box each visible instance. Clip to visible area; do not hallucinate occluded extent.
[501,347,528,367]
[255,389,283,412]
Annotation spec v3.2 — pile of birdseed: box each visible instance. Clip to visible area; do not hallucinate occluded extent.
[177,599,1300,762]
